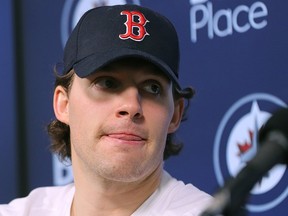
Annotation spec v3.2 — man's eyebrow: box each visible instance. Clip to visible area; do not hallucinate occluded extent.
[143,68,171,82]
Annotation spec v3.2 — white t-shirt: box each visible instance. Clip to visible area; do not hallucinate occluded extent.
[0,171,212,216]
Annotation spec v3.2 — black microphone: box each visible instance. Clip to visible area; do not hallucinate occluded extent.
[201,108,288,216]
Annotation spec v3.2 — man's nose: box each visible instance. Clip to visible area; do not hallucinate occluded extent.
[115,87,143,120]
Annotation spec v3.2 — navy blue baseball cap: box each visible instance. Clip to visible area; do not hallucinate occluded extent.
[63,4,181,89]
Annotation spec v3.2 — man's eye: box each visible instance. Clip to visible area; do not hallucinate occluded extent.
[94,77,119,89]
[143,82,161,95]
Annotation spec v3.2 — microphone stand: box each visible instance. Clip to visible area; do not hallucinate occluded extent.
[201,131,288,216]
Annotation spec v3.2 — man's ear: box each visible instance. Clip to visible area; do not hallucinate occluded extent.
[53,86,69,125]
[168,98,185,133]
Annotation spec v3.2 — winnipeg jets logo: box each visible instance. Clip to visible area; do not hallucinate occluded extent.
[214,93,288,213]
[119,10,149,41]
[237,129,258,163]
[226,101,285,194]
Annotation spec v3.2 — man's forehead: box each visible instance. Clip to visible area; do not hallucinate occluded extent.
[96,58,171,81]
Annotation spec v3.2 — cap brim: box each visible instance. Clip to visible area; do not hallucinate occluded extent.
[73,48,181,89]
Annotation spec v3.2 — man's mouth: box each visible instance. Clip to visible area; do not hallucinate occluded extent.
[103,132,147,146]
[107,133,145,141]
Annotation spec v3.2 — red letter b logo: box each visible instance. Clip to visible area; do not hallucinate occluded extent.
[119,10,149,41]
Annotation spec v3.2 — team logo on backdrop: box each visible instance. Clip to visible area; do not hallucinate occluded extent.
[213,93,288,212]
[61,0,141,47]
[189,0,268,42]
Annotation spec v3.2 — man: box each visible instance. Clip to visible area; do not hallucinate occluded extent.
[0,4,212,216]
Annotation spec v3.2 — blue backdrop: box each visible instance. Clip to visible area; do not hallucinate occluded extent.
[0,0,17,203]
[1,1,287,215]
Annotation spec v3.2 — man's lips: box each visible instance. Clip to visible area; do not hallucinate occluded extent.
[107,133,145,141]
[102,132,147,146]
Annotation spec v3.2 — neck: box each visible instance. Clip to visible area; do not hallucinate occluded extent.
[71,165,163,216]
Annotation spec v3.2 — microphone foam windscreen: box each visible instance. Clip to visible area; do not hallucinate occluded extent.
[259,108,288,142]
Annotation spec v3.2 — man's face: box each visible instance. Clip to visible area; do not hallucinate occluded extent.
[55,61,184,182]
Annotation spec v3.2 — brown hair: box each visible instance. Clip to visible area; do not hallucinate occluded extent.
[47,60,195,161]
